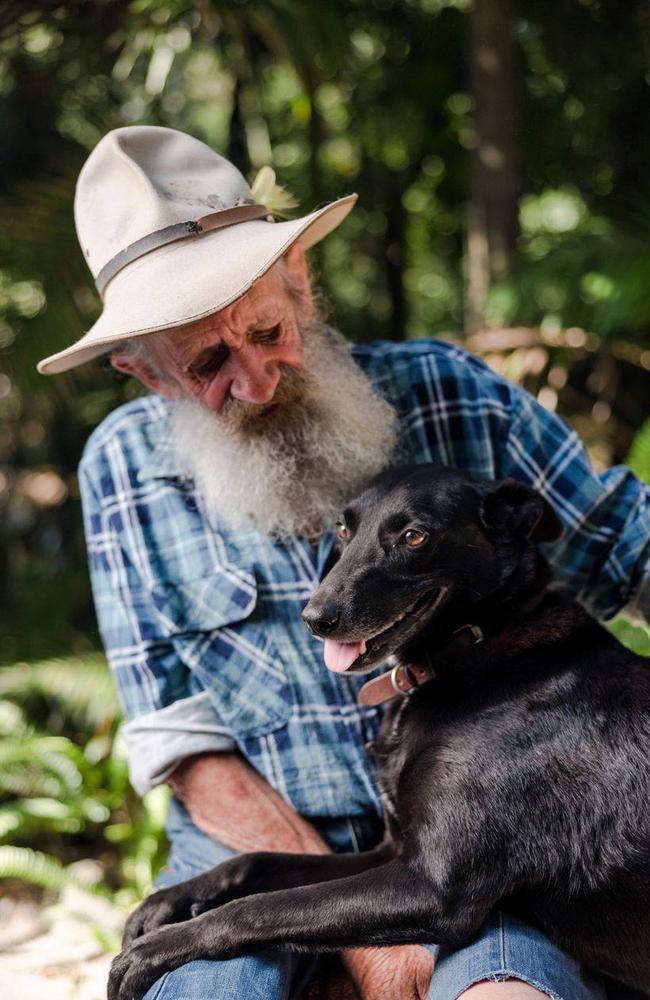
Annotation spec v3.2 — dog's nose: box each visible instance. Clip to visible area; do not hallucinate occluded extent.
[302,602,340,637]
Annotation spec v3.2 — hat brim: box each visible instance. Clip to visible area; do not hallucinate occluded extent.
[38,194,357,375]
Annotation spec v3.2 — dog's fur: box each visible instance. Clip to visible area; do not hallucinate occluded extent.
[109,465,650,1000]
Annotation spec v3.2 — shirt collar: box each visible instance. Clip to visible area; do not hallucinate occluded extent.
[137,396,190,483]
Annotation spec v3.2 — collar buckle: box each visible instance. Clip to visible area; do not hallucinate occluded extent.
[390,663,417,697]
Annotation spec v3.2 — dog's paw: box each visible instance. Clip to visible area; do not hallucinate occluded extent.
[108,925,184,1000]
[121,885,194,947]
[122,855,264,948]
[109,912,240,1000]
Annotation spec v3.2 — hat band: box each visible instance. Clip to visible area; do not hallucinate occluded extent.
[95,202,271,297]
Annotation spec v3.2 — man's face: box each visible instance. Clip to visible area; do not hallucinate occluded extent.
[111,244,398,537]
[111,245,310,422]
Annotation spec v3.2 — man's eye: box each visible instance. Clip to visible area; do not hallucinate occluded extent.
[251,324,282,345]
[191,346,229,379]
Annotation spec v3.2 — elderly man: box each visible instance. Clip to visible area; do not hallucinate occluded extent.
[40,126,649,1000]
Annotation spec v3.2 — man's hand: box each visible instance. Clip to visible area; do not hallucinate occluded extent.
[167,753,435,997]
[342,944,434,1000]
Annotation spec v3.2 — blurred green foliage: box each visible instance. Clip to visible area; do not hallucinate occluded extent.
[627,417,650,485]
[1,0,649,662]
[607,423,650,657]
[0,0,648,928]
[0,655,168,905]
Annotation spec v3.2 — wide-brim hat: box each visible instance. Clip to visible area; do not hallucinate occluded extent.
[38,126,357,375]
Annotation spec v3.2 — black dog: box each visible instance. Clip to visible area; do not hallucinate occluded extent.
[109,465,650,1000]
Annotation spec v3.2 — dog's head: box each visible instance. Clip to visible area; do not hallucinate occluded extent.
[302,465,563,674]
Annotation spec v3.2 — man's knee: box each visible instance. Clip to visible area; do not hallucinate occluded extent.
[458,981,553,999]
[142,960,238,1000]
[141,954,302,1000]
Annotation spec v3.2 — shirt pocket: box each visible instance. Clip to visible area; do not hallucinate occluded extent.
[149,567,291,738]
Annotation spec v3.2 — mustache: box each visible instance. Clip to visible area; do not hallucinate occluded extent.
[170,319,399,538]
[219,364,312,434]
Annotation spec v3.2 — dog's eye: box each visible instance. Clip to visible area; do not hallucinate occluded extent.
[403,529,428,548]
[336,522,348,542]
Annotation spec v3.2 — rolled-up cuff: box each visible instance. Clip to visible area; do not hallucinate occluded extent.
[121,691,237,795]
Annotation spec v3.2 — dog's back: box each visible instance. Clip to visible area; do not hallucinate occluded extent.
[378,594,650,990]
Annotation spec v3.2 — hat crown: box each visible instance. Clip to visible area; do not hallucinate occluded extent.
[74,126,253,278]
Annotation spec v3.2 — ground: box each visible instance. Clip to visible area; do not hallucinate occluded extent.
[0,884,116,1000]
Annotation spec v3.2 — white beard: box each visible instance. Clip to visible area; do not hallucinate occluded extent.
[169,323,398,538]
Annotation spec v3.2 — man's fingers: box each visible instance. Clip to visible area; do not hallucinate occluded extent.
[415,947,435,998]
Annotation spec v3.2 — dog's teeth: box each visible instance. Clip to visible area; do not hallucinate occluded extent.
[359,641,367,654]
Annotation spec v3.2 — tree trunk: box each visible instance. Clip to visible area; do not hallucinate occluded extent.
[466,0,521,333]
[228,74,250,176]
[385,190,407,341]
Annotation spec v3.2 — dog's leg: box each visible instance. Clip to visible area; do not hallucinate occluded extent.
[123,841,395,946]
[109,856,494,1000]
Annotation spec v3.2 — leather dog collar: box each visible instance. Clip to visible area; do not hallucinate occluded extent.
[358,624,484,706]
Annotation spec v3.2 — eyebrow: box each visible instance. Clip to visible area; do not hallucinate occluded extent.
[180,319,283,371]
[247,318,282,332]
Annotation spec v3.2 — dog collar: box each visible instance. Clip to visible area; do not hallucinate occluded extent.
[358,623,484,706]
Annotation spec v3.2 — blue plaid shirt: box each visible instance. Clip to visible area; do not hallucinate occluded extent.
[79,339,650,814]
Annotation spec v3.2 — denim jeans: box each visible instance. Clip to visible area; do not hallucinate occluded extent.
[141,798,618,1000]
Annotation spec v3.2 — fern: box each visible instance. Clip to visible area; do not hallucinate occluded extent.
[0,699,26,736]
[0,846,108,896]
[0,736,83,799]
[0,655,120,730]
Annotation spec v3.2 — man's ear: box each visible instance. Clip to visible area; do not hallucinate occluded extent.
[110,352,181,400]
[479,478,563,542]
[283,243,314,325]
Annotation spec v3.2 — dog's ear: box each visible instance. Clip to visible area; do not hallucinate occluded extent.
[479,479,563,542]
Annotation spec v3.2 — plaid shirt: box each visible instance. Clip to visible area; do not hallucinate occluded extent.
[79,339,650,813]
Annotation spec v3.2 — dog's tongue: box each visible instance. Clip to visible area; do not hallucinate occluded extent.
[324,639,364,673]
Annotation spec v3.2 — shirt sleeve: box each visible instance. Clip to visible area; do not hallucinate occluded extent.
[78,451,236,796]
[500,384,650,623]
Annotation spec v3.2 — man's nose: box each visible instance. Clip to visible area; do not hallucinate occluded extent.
[227,346,281,405]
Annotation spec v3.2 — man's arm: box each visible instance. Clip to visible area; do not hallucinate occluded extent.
[168,751,329,854]
[78,455,240,793]
[168,751,434,1000]
[500,381,650,623]
[405,342,649,623]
